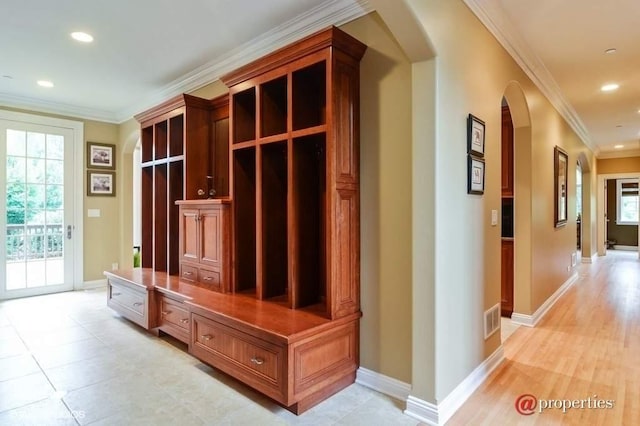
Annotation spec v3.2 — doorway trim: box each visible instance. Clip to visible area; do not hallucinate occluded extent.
[0,109,84,292]
[597,172,640,258]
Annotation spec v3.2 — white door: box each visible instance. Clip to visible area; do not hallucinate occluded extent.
[0,115,81,299]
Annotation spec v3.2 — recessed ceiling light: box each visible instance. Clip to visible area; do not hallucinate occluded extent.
[605,48,617,54]
[37,80,54,88]
[614,144,624,149]
[71,31,93,43]
[601,83,619,92]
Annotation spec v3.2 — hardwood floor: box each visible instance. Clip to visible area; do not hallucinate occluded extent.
[449,250,640,425]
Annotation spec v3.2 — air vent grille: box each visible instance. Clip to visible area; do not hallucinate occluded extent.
[484,303,501,339]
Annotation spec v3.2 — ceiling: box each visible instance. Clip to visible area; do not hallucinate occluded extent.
[1,0,638,159]
[466,0,640,158]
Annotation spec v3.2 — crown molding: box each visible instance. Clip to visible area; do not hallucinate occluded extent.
[597,149,640,159]
[0,93,119,123]
[116,0,373,123]
[463,0,596,154]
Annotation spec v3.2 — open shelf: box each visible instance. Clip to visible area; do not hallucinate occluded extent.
[292,62,326,131]
[169,114,184,157]
[233,88,256,144]
[141,126,153,163]
[168,161,184,275]
[233,147,257,293]
[141,166,153,268]
[154,121,168,160]
[260,77,287,137]
[154,164,168,271]
[260,141,288,301]
[292,134,326,309]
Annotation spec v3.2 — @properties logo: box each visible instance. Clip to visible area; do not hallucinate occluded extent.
[515,394,537,415]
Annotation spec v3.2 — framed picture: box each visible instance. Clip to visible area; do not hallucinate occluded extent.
[87,171,116,196]
[467,155,485,195]
[554,146,568,227]
[87,142,115,169]
[467,114,485,157]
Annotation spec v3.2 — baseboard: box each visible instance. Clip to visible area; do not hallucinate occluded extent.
[355,367,411,402]
[612,245,638,251]
[78,279,107,290]
[511,272,578,327]
[404,346,505,425]
[581,253,597,264]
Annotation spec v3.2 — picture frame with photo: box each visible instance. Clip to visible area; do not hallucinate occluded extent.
[467,114,485,157]
[468,155,485,195]
[87,171,116,196]
[87,142,116,170]
[554,146,568,227]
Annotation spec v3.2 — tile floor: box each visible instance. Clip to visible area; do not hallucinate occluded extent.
[500,316,520,342]
[0,288,421,425]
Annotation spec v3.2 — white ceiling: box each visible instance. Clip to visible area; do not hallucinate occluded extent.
[1,0,638,158]
[0,0,370,123]
[466,0,640,158]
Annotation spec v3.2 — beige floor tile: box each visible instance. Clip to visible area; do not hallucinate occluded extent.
[31,336,109,369]
[0,353,40,382]
[20,325,95,350]
[0,372,55,413]
[0,335,29,359]
[0,324,19,341]
[0,397,76,426]
[335,393,419,426]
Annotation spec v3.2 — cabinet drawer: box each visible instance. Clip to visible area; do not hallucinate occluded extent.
[198,268,221,291]
[109,283,145,316]
[180,264,198,282]
[191,314,284,398]
[159,297,190,331]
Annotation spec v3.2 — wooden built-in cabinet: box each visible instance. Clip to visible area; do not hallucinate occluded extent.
[501,105,514,317]
[176,199,231,293]
[107,26,365,414]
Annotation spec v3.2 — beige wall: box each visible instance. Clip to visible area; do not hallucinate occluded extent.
[341,13,414,384]
[597,157,640,174]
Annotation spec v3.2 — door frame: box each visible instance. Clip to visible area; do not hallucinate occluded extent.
[597,172,640,258]
[0,109,84,297]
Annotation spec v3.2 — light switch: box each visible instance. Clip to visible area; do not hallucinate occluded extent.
[491,209,498,226]
[88,209,101,217]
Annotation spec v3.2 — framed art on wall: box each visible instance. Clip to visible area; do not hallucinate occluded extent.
[87,142,116,169]
[468,155,485,195]
[554,146,568,227]
[87,171,116,196]
[467,114,485,157]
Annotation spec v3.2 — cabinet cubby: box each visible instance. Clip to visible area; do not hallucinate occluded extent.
[292,134,326,309]
[154,121,168,160]
[232,147,256,293]
[292,62,326,131]
[154,164,168,271]
[260,77,287,137]
[141,127,153,163]
[141,166,153,268]
[260,142,288,301]
[169,114,184,157]
[233,88,256,144]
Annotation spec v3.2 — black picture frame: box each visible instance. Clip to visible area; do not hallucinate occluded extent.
[554,146,568,227]
[467,114,485,157]
[468,155,485,195]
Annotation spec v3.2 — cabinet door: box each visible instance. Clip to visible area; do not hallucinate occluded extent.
[199,207,222,267]
[180,208,200,263]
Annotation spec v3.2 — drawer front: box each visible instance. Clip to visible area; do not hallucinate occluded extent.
[159,297,190,331]
[198,268,221,292]
[180,263,198,282]
[191,314,284,395]
[109,283,145,316]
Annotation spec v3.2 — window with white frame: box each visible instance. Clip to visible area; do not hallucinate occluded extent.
[617,179,639,225]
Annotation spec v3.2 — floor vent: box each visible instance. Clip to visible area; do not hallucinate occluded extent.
[484,303,501,339]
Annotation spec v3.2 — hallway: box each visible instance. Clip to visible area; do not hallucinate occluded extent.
[449,250,640,425]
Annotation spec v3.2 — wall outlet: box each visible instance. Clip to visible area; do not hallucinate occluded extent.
[111,263,118,270]
[571,252,577,267]
[491,209,498,226]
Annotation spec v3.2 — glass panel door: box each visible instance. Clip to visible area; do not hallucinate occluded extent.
[1,122,74,298]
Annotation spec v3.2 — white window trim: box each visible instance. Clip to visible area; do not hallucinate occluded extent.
[616,178,639,226]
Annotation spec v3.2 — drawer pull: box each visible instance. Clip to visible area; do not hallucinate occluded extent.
[161,311,171,315]
[184,271,193,276]
[201,334,213,341]
[250,357,265,365]
[203,277,213,281]
[133,302,143,307]
[112,292,121,296]
[180,318,189,324]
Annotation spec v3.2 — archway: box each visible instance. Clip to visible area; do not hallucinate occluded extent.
[117,122,140,269]
[502,81,534,321]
